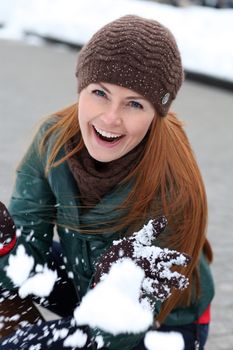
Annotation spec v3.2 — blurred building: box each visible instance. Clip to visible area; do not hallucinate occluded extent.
[153,0,233,7]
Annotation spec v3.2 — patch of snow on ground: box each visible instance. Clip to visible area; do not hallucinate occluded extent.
[0,0,232,82]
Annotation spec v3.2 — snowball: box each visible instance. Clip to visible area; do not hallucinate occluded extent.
[68,271,74,279]
[18,266,57,298]
[95,335,104,349]
[144,330,185,350]
[74,259,153,335]
[5,245,34,286]
[16,228,22,237]
[29,345,42,350]
[53,328,69,341]
[63,329,88,348]
[9,314,20,322]
[35,264,43,273]
[134,220,156,245]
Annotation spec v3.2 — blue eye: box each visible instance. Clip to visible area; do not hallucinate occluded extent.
[129,101,143,109]
[92,89,106,98]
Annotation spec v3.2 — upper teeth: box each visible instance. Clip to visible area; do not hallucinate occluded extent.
[94,126,122,138]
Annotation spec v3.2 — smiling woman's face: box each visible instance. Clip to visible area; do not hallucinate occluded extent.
[78,82,156,162]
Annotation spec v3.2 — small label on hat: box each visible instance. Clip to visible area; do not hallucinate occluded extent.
[162,92,170,105]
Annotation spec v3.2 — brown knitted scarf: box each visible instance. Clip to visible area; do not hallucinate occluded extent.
[65,137,145,208]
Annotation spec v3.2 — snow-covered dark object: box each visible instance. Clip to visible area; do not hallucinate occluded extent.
[0,292,44,339]
[94,217,190,304]
[5,244,57,298]
[0,201,17,256]
[75,260,153,334]
[5,245,34,287]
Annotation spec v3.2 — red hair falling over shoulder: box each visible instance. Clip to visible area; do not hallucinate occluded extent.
[40,104,212,322]
[135,112,213,322]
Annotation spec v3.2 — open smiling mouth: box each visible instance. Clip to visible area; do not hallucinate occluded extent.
[93,125,124,143]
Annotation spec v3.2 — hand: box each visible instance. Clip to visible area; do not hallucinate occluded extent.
[0,291,44,339]
[93,217,191,304]
[0,201,17,256]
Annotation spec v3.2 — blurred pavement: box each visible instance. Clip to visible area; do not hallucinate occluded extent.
[0,39,233,350]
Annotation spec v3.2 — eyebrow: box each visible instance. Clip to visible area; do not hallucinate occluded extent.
[98,82,147,101]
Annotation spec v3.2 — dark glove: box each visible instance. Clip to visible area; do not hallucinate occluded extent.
[0,201,17,256]
[93,217,191,305]
[0,290,44,339]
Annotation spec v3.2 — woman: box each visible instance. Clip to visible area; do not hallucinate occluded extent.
[0,15,214,349]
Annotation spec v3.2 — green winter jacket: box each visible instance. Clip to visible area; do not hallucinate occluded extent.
[0,118,214,349]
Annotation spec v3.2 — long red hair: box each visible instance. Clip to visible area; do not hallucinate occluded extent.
[39,103,212,323]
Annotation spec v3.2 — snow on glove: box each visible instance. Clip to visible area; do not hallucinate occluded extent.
[0,201,17,256]
[93,217,191,305]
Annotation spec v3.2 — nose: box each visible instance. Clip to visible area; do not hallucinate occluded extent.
[100,104,122,126]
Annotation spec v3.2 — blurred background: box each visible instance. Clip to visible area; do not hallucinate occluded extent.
[0,0,233,85]
[0,1,233,349]
[155,0,233,7]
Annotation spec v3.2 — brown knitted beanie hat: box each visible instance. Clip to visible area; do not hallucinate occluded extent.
[76,15,184,116]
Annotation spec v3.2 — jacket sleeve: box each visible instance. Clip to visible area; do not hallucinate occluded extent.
[0,120,57,289]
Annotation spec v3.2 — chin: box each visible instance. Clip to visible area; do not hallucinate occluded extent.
[87,146,122,162]
[90,152,120,163]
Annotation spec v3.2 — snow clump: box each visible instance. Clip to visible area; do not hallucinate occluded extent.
[5,245,34,286]
[74,259,153,335]
[144,330,185,350]
[5,244,57,298]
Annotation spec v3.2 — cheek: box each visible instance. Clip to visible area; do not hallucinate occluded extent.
[128,117,153,139]
[78,92,91,120]
[78,97,100,126]
[78,102,91,128]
